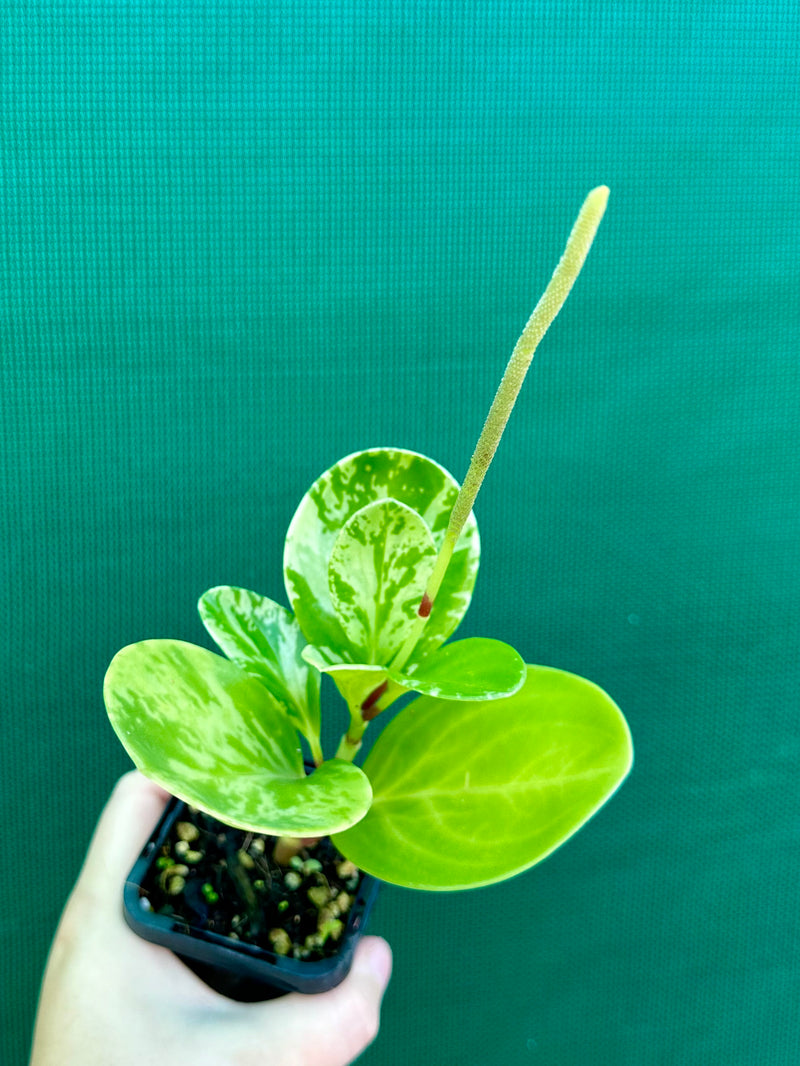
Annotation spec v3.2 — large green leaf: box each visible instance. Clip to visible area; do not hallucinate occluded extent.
[283,448,479,661]
[198,586,321,751]
[104,639,372,836]
[328,499,436,664]
[332,665,633,889]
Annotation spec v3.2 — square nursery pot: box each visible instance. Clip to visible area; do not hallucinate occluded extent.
[123,794,380,1002]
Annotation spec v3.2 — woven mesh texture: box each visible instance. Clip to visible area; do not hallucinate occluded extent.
[3,4,799,1064]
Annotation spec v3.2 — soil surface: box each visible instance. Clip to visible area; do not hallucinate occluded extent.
[138,805,364,962]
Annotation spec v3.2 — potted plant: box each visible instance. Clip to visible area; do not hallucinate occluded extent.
[104,186,633,1001]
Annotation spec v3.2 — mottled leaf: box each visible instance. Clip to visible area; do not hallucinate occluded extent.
[284,448,479,660]
[328,499,436,664]
[198,586,321,752]
[332,665,633,889]
[104,639,371,835]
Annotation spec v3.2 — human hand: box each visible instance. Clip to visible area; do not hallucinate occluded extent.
[30,771,392,1066]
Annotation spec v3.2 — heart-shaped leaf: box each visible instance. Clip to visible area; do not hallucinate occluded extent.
[332,665,633,889]
[104,639,371,835]
[328,499,436,664]
[198,586,321,754]
[284,448,479,661]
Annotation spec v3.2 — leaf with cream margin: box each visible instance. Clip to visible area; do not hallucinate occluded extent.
[284,448,479,662]
[332,665,633,889]
[103,639,371,836]
[328,498,436,665]
[198,586,321,753]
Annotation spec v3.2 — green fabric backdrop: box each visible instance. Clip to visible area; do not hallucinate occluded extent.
[3,3,798,1063]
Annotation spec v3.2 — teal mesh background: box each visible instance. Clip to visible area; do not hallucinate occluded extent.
[3,3,799,1064]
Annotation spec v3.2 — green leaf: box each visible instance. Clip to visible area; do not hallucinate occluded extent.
[332,665,633,889]
[198,586,321,753]
[328,499,436,665]
[307,639,526,707]
[104,639,371,835]
[302,637,525,708]
[284,448,479,661]
[301,645,402,715]
[390,638,526,700]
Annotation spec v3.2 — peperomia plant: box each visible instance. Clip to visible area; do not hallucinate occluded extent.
[105,187,632,891]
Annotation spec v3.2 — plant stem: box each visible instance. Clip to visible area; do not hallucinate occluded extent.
[309,735,325,767]
[334,677,402,760]
[390,186,609,673]
[273,835,319,865]
[335,728,363,762]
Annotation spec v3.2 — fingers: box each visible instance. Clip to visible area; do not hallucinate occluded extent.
[76,770,171,894]
[239,936,393,1066]
[69,774,392,1066]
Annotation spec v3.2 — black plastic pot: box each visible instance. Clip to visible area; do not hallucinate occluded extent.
[123,796,380,1001]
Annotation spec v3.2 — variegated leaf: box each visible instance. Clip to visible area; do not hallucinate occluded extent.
[198,586,321,753]
[332,665,633,889]
[328,499,436,665]
[283,448,479,661]
[104,639,371,835]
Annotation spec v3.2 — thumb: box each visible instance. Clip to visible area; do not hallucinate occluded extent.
[247,936,392,1066]
[74,770,171,899]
